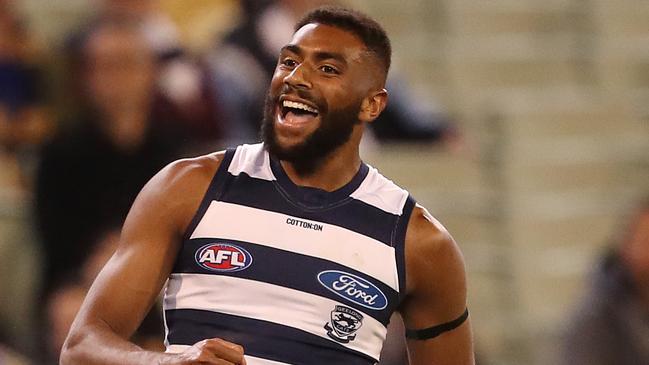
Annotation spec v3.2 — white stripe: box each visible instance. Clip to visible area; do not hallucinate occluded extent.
[350,165,408,216]
[190,201,399,291]
[165,274,386,360]
[227,144,409,217]
[227,143,275,181]
[166,346,289,365]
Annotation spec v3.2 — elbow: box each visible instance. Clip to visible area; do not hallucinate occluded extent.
[59,348,72,365]
[59,330,83,365]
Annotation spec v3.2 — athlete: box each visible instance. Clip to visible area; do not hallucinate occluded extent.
[61,7,474,365]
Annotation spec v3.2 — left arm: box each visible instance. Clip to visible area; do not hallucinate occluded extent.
[398,205,474,365]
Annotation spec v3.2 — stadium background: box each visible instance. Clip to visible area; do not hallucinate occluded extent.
[1,0,648,364]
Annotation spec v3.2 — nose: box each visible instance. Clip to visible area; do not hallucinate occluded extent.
[283,64,312,90]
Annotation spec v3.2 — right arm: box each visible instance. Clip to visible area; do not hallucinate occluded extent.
[60,152,246,365]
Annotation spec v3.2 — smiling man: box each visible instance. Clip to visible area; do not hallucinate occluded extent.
[61,7,474,365]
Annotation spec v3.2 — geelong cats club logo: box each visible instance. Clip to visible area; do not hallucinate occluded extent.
[325,305,364,343]
[195,243,253,272]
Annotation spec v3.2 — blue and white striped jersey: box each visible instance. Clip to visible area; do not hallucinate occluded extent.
[163,143,415,365]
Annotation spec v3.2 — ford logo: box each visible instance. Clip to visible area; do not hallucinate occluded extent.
[317,270,388,310]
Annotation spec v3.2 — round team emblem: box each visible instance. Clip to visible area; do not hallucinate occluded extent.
[324,305,364,343]
[195,243,253,272]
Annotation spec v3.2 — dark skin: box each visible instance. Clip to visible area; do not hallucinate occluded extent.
[61,23,474,365]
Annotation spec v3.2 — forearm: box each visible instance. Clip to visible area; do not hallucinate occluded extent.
[61,322,174,365]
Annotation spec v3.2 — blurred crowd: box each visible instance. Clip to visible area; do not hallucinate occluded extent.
[0,0,455,363]
[2,0,646,364]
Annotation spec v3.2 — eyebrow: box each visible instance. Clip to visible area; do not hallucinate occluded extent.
[280,44,302,56]
[280,44,348,66]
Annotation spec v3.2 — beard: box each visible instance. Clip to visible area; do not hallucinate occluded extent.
[261,89,361,176]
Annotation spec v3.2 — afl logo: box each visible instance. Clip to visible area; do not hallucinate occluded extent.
[195,243,253,272]
[318,270,388,310]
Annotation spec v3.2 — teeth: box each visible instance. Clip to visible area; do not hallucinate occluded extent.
[282,100,318,114]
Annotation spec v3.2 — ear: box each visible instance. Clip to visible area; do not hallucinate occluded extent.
[358,88,388,123]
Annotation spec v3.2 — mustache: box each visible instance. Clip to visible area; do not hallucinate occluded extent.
[276,85,323,110]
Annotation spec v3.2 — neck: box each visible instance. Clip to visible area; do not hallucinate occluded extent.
[280,127,363,192]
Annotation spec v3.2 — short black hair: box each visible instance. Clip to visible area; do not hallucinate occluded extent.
[295,6,391,79]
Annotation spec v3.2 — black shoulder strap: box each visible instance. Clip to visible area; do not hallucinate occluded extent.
[405,308,469,340]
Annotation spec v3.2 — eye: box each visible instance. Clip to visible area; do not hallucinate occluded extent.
[320,65,339,74]
[281,58,297,68]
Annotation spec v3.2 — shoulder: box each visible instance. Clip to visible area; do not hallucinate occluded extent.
[157,151,226,186]
[132,151,226,214]
[405,204,459,272]
[119,151,229,239]
[401,204,467,319]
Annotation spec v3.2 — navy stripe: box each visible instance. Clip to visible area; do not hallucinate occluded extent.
[394,196,416,302]
[217,172,399,245]
[181,149,236,240]
[165,309,377,365]
[173,238,398,325]
[269,155,371,208]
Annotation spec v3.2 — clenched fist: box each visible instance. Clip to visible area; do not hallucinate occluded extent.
[165,338,247,365]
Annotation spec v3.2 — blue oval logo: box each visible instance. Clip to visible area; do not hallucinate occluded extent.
[195,243,253,272]
[317,270,388,310]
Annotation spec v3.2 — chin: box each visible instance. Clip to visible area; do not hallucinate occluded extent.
[266,134,306,160]
[273,129,311,150]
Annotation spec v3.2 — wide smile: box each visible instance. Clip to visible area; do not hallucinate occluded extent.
[275,97,321,131]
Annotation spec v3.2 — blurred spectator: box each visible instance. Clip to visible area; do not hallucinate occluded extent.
[66,0,224,150]
[0,343,30,365]
[44,229,164,363]
[35,19,183,297]
[46,280,86,362]
[562,198,649,364]
[207,0,456,145]
[0,0,53,184]
[0,0,51,357]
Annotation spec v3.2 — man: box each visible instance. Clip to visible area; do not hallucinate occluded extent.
[36,20,182,296]
[562,199,649,364]
[61,7,474,365]
[209,0,455,145]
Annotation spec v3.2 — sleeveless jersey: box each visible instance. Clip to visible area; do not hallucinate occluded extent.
[163,143,416,365]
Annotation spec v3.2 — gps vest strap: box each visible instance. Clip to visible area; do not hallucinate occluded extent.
[405,308,469,340]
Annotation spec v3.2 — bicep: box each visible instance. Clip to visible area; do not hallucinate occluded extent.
[70,166,188,339]
[400,210,475,365]
[78,229,178,338]
[403,262,474,365]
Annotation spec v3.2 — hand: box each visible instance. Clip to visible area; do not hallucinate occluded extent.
[168,338,247,365]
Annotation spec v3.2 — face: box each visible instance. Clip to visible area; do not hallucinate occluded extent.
[84,26,155,114]
[262,23,384,174]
